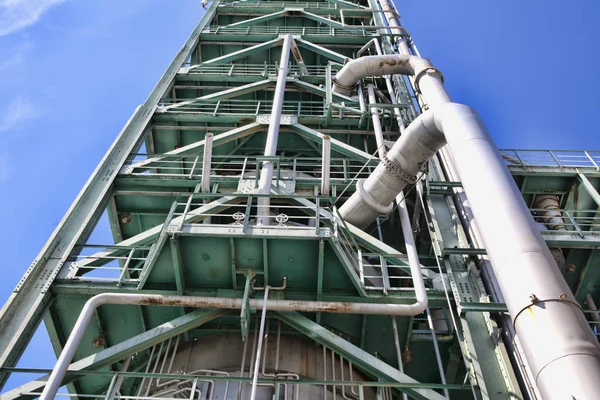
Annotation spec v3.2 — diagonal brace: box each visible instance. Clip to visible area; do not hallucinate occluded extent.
[275,311,447,400]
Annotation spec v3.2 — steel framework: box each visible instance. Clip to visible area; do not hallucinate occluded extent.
[2,1,600,399]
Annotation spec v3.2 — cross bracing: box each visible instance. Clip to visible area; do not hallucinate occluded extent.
[1,1,600,399]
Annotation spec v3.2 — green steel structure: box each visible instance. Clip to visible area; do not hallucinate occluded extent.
[1,1,600,399]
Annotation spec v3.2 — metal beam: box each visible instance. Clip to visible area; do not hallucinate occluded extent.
[196,37,283,66]
[137,201,178,289]
[294,38,347,63]
[2,309,225,400]
[578,172,600,208]
[164,79,274,110]
[290,123,375,161]
[275,311,447,400]
[170,238,185,295]
[225,10,288,28]
[124,122,262,171]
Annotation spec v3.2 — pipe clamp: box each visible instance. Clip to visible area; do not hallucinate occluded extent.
[382,156,418,185]
[414,67,444,94]
[513,296,584,333]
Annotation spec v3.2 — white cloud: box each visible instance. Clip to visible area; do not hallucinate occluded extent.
[0,95,44,132]
[0,155,9,182]
[0,41,33,71]
[0,0,68,37]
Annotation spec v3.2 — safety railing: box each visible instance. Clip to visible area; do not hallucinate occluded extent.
[183,63,337,78]
[359,252,434,294]
[202,25,376,37]
[170,194,334,232]
[157,99,342,118]
[330,207,431,295]
[121,154,374,186]
[501,149,600,170]
[531,208,600,236]
[219,0,361,10]
[63,244,151,284]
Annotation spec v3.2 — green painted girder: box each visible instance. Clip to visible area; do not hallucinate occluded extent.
[225,10,289,28]
[290,123,375,161]
[275,311,447,400]
[197,37,283,66]
[2,309,225,400]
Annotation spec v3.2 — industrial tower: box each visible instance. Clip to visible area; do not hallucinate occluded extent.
[2,1,600,399]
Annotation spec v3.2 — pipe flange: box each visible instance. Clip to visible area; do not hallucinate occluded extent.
[382,156,418,185]
[512,295,584,333]
[332,78,354,92]
[356,179,394,215]
[413,67,444,94]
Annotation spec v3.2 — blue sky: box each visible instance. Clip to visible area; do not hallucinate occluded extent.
[0,0,598,392]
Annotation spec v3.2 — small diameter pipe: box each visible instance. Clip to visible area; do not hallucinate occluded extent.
[257,34,292,225]
[250,287,269,400]
[367,84,387,158]
[391,317,408,400]
[40,291,431,400]
[586,294,600,323]
[426,307,450,399]
[321,136,331,196]
[202,132,213,224]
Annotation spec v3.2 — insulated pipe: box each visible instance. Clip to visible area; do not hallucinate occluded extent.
[340,110,446,228]
[257,34,292,226]
[332,54,435,97]
[357,39,404,130]
[341,102,600,399]
[40,291,430,400]
[534,195,569,273]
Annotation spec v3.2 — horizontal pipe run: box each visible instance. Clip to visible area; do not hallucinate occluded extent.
[40,292,431,399]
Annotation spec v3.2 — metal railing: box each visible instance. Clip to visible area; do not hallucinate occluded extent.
[157,99,340,117]
[64,245,151,284]
[183,63,337,78]
[121,154,374,186]
[219,0,359,10]
[501,149,600,170]
[531,208,600,236]
[202,25,376,37]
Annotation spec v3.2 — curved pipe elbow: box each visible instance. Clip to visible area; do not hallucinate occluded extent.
[332,54,433,96]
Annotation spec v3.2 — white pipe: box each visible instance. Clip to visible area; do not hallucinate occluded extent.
[586,294,600,323]
[257,34,292,226]
[391,317,408,400]
[321,136,331,196]
[341,102,600,399]
[40,290,431,400]
[340,110,446,228]
[367,84,387,158]
[426,307,450,399]
[250,287,269,400]
[202,132,213,224]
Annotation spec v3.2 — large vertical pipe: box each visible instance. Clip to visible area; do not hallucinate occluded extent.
[257,35,292,225]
